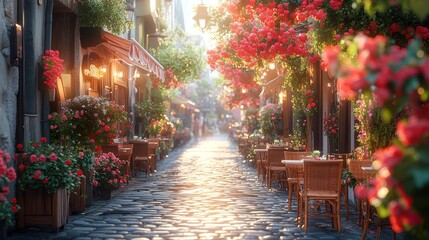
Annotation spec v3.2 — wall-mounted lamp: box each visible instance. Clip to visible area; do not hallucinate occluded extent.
[100,66,107,73]
[133,69,140,78]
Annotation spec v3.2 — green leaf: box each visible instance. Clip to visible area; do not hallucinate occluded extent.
[409,0,429,20]
[381,108,392,123]
[411,167,429,189]
[404,77,420,94]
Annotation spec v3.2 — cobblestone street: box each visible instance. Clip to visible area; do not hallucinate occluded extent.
[9,134,398,240]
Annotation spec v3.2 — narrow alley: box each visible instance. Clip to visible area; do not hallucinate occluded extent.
[8,134,396,240]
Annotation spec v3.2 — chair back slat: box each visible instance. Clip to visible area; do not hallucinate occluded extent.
[284,151,311,160]
[348,159,373,182]
[304,160,342,193]
[328,153,352,170]
[101,144,119,156]
[129,141,150,159]
[267,147,286,166]
[118,144,133,160]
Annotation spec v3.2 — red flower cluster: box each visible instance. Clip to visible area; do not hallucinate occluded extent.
[328,34,429,236]
[16,138,83,194]
[0,150,19,224]
[323,112,338,139]
[305,89,316,112]
[42,50,64,89]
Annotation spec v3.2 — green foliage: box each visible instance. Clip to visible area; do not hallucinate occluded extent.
[77,0,131,35]
[135,89,166,137]
[353,94,399,155]
[283,56,315,116]
[242,107,259,134]
[355,0,429,20]
[259,104,282,141]
[151,29,206,84]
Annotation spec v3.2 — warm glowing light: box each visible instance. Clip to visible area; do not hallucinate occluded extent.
[134,70,140,78]
[84,64,103,78]
[114,71,124,78]
[269,62,275,70]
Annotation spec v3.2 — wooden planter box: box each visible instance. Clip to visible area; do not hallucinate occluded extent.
[17,188,69,231]
[70,177,86,214]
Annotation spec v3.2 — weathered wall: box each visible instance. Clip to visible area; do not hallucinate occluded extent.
[0,1,19,153]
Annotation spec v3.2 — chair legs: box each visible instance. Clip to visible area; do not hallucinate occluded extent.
[288,182,294,212]
[302,199,341,233]
[343,182,349,220]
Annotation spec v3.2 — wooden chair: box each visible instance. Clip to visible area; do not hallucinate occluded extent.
[148,142,159,172]
[118,144,133,183]
[284,151,311,212]
[101,144,119,156]
[348,160,373,227]
[328,153,352,220]
[129,140,152,177]
[300,160,343,233]
[348,159,386,240]
[266,147,286,189]
[255,148,268,183]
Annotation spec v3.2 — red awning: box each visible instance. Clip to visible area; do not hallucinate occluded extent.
[100,31,165,82]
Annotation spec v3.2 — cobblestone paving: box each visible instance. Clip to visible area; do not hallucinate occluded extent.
[9,134,400,240]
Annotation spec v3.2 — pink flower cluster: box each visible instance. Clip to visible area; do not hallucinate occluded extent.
[42,50,64,89]
[93,152,127,189]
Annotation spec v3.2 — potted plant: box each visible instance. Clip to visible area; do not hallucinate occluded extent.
[93,153,127,200]
[15,138,83,230]
[0,150,19,238]
[77,0,131,47]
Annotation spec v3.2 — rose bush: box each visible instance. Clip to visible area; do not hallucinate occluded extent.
[49,96,128,150]
[0,150,19,225]
[93,152,127,189]
[16,138,83,194]
[323,34,429,239]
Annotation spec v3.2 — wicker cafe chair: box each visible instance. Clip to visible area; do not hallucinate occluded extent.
[130,140,152,177]
[118,144,133,183]
[328,153,352,220]
[148,142,159,172]
[255,147,268,183]
[300,160,343,233]
[284,151,311,212]
[348,160,373,227]
[267,147,287,189]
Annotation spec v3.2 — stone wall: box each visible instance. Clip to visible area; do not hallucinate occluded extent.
[0,1,18,154]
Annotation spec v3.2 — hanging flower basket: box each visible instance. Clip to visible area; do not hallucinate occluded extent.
[41,50,64,90]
